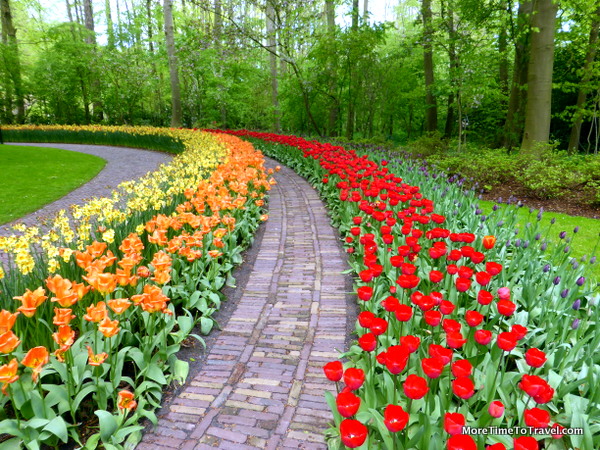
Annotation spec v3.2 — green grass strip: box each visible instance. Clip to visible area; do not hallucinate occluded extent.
[480,199,600,280]
[0,144,105,225]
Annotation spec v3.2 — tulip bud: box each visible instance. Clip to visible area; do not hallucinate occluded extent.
[488,400,505,418]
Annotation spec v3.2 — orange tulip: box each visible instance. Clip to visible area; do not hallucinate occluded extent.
[107,298,132,315]
[84,302,108,323]
[151,251,172,272]
[132,284,170,314]
[0,358,19,394]
[119,233,144,255]
[72,281,91,300]
[137,266,151,278]
[0,331,20,354]
[151,270,171,285]
[21,346,49,382]
[52,325,75,353]
[75,250,93,269]
[84,272,117,295]
[117,389,137,411]
[483,235,497,250]
[53,308,76,326]
[14,287,47,318]
[98,316,120,338]
[0,310,19,334]
[86,345,108,366]
[46,274,79,307]
[86,241,108,258]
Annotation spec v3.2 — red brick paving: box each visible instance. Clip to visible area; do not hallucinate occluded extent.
[138,159,349,449]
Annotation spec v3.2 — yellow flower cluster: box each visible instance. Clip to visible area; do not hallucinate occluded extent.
[0,126,227,276]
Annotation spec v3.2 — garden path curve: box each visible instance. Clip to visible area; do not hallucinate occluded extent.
[138,158,351,449]
[0,143,172,237]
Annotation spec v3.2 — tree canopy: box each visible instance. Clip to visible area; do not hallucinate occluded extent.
[1,0,599,152]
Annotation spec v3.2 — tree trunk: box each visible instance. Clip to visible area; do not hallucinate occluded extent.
[105,0,115,48]
[443,0,457,139]
[214,0,227,126]
[422,0,438,133]
[568,6,600,153]
[363,0,368,22]
[266,1,280,132]
[521,0,558,152]
[83,0,103,121]
[1,0,24,122]
[163,0,183,127]
[500,0,533,150]
[83,0,96,44]
[326,0,338,136]
[346,0,359,139]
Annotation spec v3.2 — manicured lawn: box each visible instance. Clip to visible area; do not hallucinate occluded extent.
[0,144,105,225]
[480,199,600,281]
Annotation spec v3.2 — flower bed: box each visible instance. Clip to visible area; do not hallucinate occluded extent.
[0,127,272,447]
[211,130,599,450]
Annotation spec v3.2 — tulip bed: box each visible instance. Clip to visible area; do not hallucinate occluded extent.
[0,127,272,448]
[211,130,599,450]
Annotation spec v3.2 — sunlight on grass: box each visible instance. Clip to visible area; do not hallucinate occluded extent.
[480,200,600,281]
[0,144,105,225]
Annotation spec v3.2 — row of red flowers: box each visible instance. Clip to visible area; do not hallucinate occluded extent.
[207,130,592,450]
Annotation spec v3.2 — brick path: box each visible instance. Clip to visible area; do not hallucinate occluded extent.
[138,159,350,449]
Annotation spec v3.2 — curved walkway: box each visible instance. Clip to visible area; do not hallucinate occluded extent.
[1,143,172,236]
[138,158,351,449]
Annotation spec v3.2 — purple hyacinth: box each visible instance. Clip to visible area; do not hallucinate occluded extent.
[553,276,561,285]
[572,299,581,310]
[559,231,567,239]
[541,241,548,251]
[574,226,579,233]
[543,264,551,273]
[561,289,569,298]
[572,319,580,330]
[535,233,541,241]
[576,277,586,286]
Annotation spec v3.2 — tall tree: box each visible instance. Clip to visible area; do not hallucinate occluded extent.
[521,0,558,151]
[266,0,280,131]
[422,0,438,133]
[567,5,600,153]
[325,0,338,136]
[163,0,183,127]
[1,0,24,122]
[500,0,533,150]
[346,0,359,139]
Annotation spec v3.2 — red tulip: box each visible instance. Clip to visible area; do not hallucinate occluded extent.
[524,407,551,428]
[442,319,461,333]
[447,264,459,275]
[439,300,455,315]
[424,310,442,327]
[511,324,528,340]
[384,404,409,432]
[497,299,516,317]
[551,424,565,439]
[444,412,465,435]
[475,271,492,286]
[518,375,553,401]
[451,359,472,377]
[399,335,420,353]
[397,274,420,289]
[358,333,377,352]
[470,251,485,264]
[344,368,365,390]
[477,290,494,305]
[421,357,445,379]
[359,269,374,282]
[465,310,484,327]
[336,391,361,417]
[323,361,343,381]
[370,318,388,336]
[486,261,503,275]
[429,270,444,283]
[446,434,477,450]
[340,419,368,448]
[474,329,492,345]
[390,255,404,267]
[382,296,399,312]
[385,345,410,375]
[496,331,518,351]
[455,278,472,292]
[457,266,473,279]
[525,348,547,368]
[358,311,375,328]
[446,332,467,349]
[403,374,429,399]
[452,377,475,399]
[429,344,453,365]
[357,286,373,301]
[513,436,539,450]
[394,304,413,322]
[447,250,462,261]
[486,444,506,450]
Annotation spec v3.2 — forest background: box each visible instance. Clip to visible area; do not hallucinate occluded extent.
[0,0,599,155]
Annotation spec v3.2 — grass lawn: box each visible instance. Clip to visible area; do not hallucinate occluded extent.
[0,144,105,225]
[480,199,600,282]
